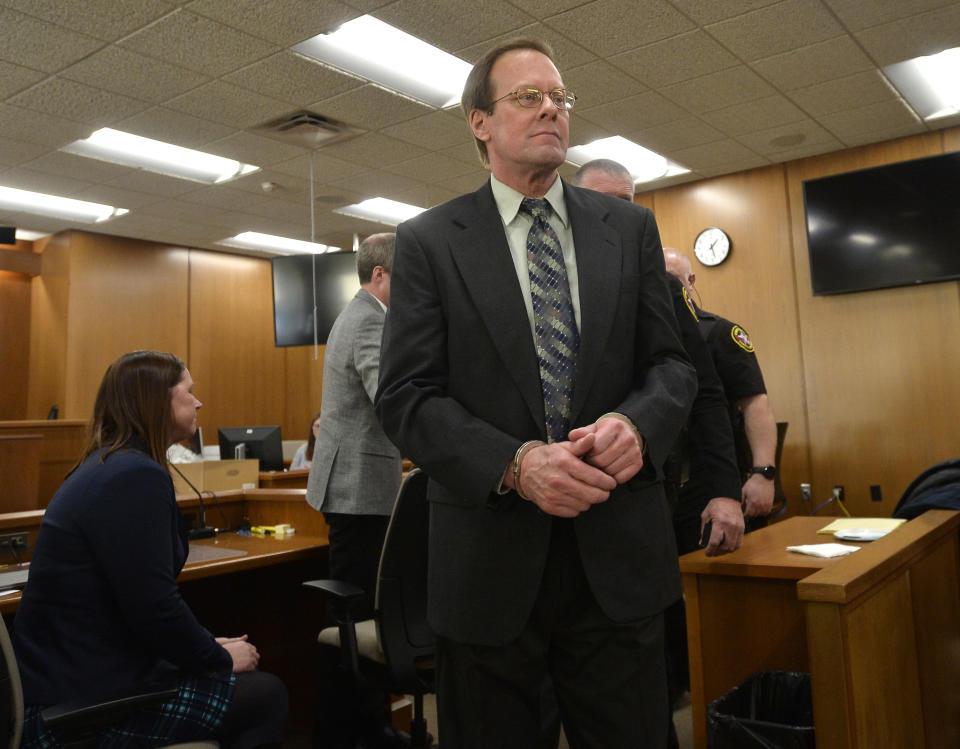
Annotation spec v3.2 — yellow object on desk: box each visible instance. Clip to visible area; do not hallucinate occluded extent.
[816,517,906,534]
[250,524,296,538]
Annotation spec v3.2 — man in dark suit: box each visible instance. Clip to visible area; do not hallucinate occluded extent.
[375,39,697,749]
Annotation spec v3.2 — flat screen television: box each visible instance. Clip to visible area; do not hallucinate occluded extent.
[218,425,284,472]
[802,151,960,295]
[271,251,360,346]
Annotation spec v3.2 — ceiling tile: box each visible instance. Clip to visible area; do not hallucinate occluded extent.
[309,85,432,131]
[115,106,236,149]
[0,137,49,167]
[180,184,273,212]
[666,0,782,25]
[228,168,311,198]
[561,60,646,108]
[568,116,615,147]
[734,119,839,156]
[789,71,898,118]
[545,0,695,57]
[853,3,960,66]
[60,47,209,104]
[819,99,922,141]
[187,0,360,45]
[0,166,95,196]
[0,104,91,148]
[385,152,477,183]
[700,94,808,136]
[439,169,491,196]
[8,78,148,125]
[393,182,462,209]
[660,65,776,113]
[764,138,845,163]
[629,117,726,153]
[117,9,278,77]
[206,132,307,167]
[68,184,164,210]
[321,132,429,169]
[670,138,763,170]
[0,60,46,99]
[504,0,589,18]
[750,35,875,91]
[823,0,956,32]
[695,153,769,177]
[329,169,427,201]
[271,152,370,185]
[164,80,291,129]
[224,53,363,107]
[705,0,845,61]
[578,90,689,133]
[1,0,175,42]
[102,169,200,198]
[609,30,739,88]
[0,8,103,74]
[381,110,472,152]
[454,23,596,70]
[838,121,929,148]
[375,0,533,54]
[138,197,231,224]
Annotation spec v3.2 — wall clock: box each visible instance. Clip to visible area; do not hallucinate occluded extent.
[693,227,731,266]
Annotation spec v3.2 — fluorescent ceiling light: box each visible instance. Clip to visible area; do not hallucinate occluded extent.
[0,186,128,223]
[566,136,690,183]
[15,229,48,241]
[62,128,260,184]
[885,47,960,120]
[334,197,426,226]
[293,16,471,108]
[218,231,339,255]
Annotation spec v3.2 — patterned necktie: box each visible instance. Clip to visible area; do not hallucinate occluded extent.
[520,197,579,443]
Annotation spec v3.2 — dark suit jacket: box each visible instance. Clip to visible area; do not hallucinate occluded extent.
[375,179,697,645]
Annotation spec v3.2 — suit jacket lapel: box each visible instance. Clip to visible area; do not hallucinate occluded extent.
[565,183,623,422]
[449,184,545,432]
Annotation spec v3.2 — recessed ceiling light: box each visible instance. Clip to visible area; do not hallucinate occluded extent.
[293,16,472,108]
[217,232,339,255]
[62,128,260,184]
[333,197,426,226]
[0,186,128,223]
[885,47,960,120]
[566,136,690,183]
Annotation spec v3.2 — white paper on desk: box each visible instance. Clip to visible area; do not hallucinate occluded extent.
[786,543,861,558]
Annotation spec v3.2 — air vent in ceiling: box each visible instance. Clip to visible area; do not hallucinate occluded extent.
[250,110,364,149]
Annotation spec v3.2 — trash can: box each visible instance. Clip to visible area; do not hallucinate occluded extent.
[706,670,815,748]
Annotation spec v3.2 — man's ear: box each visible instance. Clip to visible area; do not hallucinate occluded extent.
[469,108,491,143]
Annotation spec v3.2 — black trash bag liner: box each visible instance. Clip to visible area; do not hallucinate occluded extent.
[707,670,815,749]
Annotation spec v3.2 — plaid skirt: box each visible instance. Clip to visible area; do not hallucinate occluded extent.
[22,671,237,748]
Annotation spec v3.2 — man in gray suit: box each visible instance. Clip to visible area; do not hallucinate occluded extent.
[305,232,404,749]
[376,39,696,749]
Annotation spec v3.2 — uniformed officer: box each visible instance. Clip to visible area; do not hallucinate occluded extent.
[663,248,779,530]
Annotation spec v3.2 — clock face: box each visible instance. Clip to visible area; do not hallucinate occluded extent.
[694,227,730,266]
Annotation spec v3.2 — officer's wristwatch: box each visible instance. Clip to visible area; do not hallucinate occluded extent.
[749,465,776,480]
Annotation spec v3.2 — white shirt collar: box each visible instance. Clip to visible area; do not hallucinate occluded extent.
[490,173,570,229]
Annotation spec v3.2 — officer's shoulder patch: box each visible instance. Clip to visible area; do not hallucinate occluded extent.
[731,325,755,353]
[682,288,698,322]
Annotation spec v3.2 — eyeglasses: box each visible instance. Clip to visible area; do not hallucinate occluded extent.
[487,88,578,112]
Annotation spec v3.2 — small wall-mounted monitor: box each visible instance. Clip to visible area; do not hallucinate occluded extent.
[217,425,284,472]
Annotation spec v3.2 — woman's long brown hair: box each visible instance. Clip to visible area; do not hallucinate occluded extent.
[73,350,186,472]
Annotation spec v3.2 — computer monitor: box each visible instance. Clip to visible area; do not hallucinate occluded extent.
[217,425,284,472]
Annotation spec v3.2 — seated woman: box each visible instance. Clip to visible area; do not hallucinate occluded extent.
[13,350,288,748]
[290,411,321,470]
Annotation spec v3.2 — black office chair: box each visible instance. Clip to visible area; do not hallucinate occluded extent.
[303,468,435,748]
[0,614,217,749]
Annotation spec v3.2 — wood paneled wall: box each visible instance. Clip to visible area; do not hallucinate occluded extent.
[0,240,34,419]
[639,126,960,516]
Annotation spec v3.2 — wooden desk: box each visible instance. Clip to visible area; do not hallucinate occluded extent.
[680,512,960,749]
[258,468,310,489]
[0,420,85,509]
